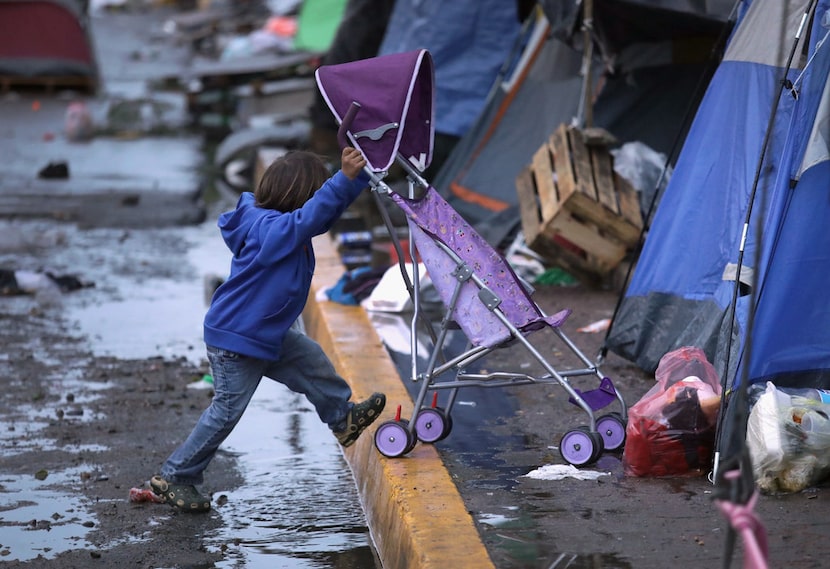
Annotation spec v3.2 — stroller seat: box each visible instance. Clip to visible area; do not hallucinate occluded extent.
[390,185,573,349]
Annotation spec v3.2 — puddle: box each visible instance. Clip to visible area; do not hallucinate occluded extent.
[0,467,98,561]
[1,366,115,459]
[64,220,230,366]
[377,312,525,492]
[545,552,633,568]
[477,509,519,527]
[0,373,113,459]
[0,418,108,458]
[207,380,377,568]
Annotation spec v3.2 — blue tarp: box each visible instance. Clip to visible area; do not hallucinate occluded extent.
[377,0,523,138]
[607,0,830,392]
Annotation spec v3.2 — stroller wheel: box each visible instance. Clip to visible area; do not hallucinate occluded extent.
[374,420,414,458]
[414,407,452,443]
[596,413,627,451]
[560,428,604,466]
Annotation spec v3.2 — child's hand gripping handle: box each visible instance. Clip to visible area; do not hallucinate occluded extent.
[337,102,362,150]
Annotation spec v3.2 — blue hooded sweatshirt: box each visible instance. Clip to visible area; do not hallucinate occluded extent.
[203,170,367,360]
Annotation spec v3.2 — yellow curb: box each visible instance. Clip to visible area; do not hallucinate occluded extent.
[303,233,495,569]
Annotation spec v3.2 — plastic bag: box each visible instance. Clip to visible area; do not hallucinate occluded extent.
[611,141,672,219]
[746,381,830,493]
[623,346,722,477]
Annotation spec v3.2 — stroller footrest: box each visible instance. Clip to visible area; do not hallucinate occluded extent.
[543,309,571,328]
[520,309,572,336]
[569,377,617,411]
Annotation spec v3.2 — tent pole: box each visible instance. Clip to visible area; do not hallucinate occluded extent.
[578,0,594,128]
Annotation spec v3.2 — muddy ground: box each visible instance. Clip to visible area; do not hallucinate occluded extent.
[0,230,244,569]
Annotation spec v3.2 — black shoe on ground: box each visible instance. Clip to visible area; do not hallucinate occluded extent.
[150,475,210,513]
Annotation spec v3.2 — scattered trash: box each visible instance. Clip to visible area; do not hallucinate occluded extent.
[324,265,387,306]
[128,487,164,504]
[366,311,430,356]
[360,263,428,313]
[187,374,215,390]
[504,232,546,282]
[534,267,578,287]
[38,161,69,179]
[524,464,610,481]
[611,140,673,221]
[477,512,518,527]
[577,318,611,333]
[64,101,95,142]
[747,381,830,493]
[102,97,182,137]
[1,268,93,296]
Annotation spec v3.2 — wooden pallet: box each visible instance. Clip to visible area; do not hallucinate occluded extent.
[515,124,643,285]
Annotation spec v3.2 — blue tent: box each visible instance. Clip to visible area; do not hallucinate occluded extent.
[376,0,524,139]
[606,0,830,395]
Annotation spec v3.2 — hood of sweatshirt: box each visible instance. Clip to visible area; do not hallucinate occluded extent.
[218,192,260,257]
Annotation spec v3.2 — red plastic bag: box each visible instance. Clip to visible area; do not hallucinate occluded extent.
[623,346,722,477]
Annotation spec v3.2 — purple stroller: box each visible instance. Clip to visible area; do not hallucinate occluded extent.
[316,50,627,466]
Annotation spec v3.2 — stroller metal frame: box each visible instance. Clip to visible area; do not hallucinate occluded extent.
[366,149,626,465]
[317,51,627,465]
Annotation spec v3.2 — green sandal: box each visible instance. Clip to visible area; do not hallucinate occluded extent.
[335,392,386,448]
[150,475,211,513]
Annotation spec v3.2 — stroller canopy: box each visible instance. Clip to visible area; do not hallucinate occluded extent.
[315,49,435,173]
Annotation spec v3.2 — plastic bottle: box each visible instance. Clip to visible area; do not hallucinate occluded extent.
[800,410,830,435]
[776,387,830,404]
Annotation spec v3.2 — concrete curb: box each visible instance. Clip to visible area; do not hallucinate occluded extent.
[303,234,495,569]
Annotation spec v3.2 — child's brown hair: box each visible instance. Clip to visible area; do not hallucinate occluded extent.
[255,150,331,212]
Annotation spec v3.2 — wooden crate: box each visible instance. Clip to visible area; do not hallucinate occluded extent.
[515,124,643,285]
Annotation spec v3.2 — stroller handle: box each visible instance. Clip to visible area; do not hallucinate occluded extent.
[337,102,362,149]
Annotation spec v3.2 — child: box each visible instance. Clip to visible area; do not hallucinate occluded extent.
[151,147,386,513]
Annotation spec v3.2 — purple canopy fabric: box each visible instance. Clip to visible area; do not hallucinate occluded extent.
[315,49,435,172]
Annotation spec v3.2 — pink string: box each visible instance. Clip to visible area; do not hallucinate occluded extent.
[715,471,769,569]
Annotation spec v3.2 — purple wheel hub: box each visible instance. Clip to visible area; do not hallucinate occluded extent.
[596,414,626,451]
[414,408,446,443]
[374,421,411,457]
[560,429,598,466]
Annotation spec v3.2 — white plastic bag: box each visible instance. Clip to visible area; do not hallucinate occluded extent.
[747,381,830,493]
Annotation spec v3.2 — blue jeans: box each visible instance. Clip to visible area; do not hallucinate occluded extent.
[160,329,353,485]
